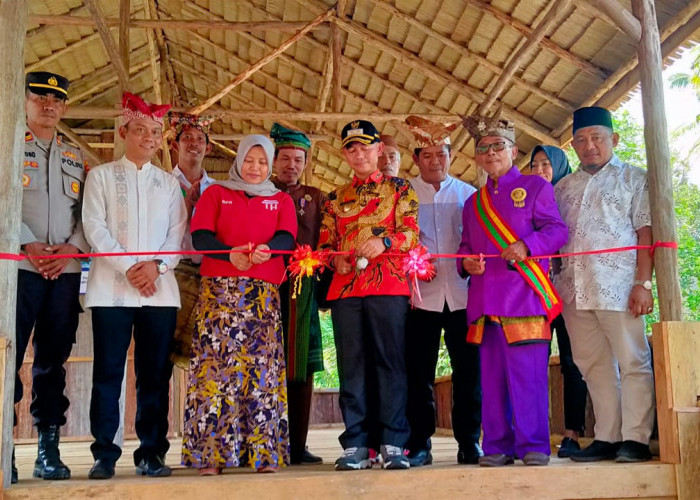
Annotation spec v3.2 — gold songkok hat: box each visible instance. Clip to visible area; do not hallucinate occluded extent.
[405,116,457,148]
[462,115,516,144]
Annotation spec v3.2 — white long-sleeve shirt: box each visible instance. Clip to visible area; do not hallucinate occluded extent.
[409,174,476,312]
[82,156,187,308]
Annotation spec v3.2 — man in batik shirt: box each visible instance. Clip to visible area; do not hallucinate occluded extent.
[319,120,419,471]
[270,122,325,465]
[555,106,655,463]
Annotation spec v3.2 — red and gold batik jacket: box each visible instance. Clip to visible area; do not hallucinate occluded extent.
[319,170,419,300]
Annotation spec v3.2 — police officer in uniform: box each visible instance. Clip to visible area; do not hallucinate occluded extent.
[15,71,89,483]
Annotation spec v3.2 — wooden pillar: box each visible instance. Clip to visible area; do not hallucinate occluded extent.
[631,0,682,322]
[0,0,28,489]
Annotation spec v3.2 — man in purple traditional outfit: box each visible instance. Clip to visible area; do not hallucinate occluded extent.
[458,116,568,467]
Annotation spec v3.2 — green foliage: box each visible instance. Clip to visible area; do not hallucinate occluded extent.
[313,311,339,388]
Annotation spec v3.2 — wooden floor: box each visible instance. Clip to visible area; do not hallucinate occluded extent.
[6,428,677,500]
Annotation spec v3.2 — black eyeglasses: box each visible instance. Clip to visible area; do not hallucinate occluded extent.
[475,141,511,155]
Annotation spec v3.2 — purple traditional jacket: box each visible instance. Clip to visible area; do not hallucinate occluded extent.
[457,166,568,325]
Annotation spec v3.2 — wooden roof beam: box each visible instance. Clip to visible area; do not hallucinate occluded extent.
[325,14,556,145]
[464,0,608,80]
[370,0,574,113]
[478,0,574,114]
[146,0,180,105]
[119,0,130,94]
[586,0,642,42]
[188,5,335,115]
[551,0,700,140]
[84,0,131,92]
[25,31,101,72]
[27,15,323,32]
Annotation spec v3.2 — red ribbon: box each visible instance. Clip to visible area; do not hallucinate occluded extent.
[0,241,679,263]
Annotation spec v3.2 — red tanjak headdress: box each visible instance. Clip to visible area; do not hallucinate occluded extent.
[122,92,171,126]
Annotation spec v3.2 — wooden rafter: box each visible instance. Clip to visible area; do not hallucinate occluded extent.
[119,0,130,95]
[478,0,574,115]
[27,15,323,32]
[146,0,179,104]
[188,5,336,115]
[142,0,161,103]
[551,0,700,140]
[26,32,101,72]
[370,0,574,113]
[84,0,131,92]
[321,11,556,144]
[70,56,151,103]
[26,4,86,40]
[464,0,609,80]
[587,0,642,42]
[63,107,471,123]
[55,122,103,166]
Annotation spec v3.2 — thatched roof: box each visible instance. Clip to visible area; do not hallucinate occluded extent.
[25,0,700,190]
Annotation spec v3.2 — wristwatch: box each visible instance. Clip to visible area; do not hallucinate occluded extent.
[382,237,392,250]
[155,259,168,275]
[634,280,652,291]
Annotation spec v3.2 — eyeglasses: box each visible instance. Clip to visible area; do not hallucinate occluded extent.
[475,141,511,155]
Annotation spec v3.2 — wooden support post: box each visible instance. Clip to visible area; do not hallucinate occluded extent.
[0,0,27,489]
[84,0,131,93]
[189,6,335,115]
[119,0,131,87]
[631,0,683,322]
[586,0,642,42]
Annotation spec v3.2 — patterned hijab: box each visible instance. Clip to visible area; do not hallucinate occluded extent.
[530,145,572,186]
[217,135,279,197]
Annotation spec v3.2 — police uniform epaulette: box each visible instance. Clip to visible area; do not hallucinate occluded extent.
[25,131,33,142]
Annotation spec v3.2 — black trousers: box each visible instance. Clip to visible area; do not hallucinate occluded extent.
[331,295,410,448]
[90,306,175,465]
[551,314,588,434]
[15,270,81,427]
[405,304,482,452]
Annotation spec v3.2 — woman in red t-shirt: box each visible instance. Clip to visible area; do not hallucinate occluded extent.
[181,135,298,475]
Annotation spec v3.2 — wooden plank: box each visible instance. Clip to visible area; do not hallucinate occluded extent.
[0,0,28,489]
[6,432,678,500]
[676,412,700,500]
[631,0,683,322]
[652,322,700,464]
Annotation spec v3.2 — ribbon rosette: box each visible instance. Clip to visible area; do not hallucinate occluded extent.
[402,244,436,305]
[287,244,326,298]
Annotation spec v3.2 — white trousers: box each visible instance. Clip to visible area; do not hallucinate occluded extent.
[562,303,655,444]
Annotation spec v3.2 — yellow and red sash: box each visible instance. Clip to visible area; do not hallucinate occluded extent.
[473,186,562,322]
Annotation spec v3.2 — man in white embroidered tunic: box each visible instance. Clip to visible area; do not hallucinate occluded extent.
[403,116,482,467]
[82,92,187,479]
[555,106,655,463]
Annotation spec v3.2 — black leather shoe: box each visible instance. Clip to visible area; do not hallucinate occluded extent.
[11,446,18,484]
[557,437,581,458]
[88,459,115,480]
[407,449,432,467]
[291,448,323,465]
[135,456,172,477]
[570,440,621,462]
[615,440,652,463]
[33,425,71,480]
[457,442,484,464]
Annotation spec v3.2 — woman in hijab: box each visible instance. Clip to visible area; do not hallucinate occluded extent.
[182,135,298,475]
[530,145,588,458]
